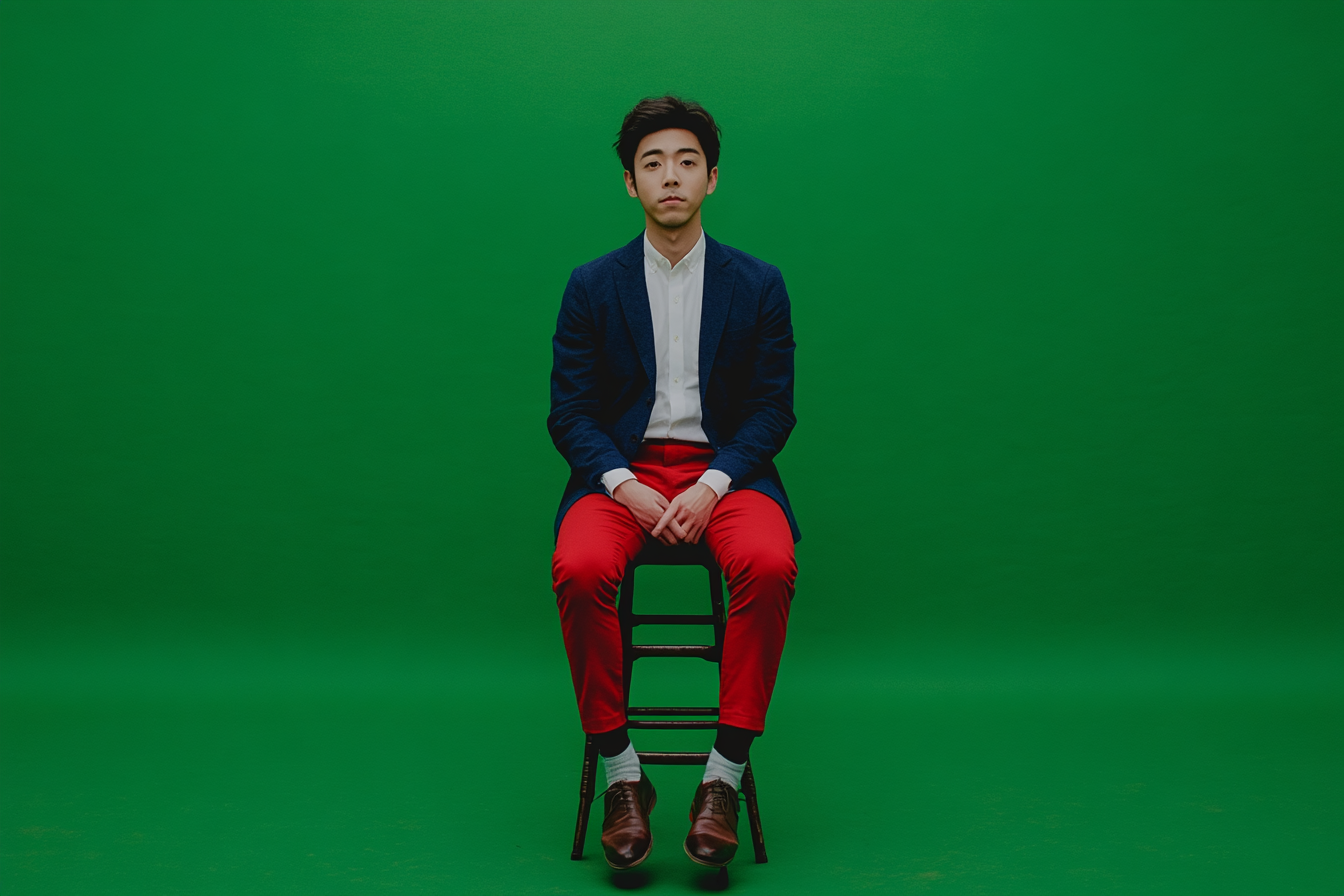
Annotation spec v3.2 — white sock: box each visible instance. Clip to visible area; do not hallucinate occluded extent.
[600,742,642,787]
[701,747,746,791]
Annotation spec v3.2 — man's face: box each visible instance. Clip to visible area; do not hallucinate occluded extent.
[624,128,718,229]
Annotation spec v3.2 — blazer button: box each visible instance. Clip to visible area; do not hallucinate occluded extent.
[629,434,638,443]
[646,398,653,407]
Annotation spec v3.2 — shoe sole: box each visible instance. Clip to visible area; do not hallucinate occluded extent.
[683,839,735,868]
[603,793,657,871]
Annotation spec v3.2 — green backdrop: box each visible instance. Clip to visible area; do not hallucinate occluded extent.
[2,1,1340,893]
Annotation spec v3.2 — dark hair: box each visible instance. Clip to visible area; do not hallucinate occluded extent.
[614,95,722,176]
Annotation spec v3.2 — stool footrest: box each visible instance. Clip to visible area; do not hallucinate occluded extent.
[628,719,717,730]
[637,751,711,765]
[632,614,718,625]
[631,644,720,660]
[628,706,719,717]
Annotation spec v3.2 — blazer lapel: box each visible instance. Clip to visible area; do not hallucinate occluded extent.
[698,234,735,402]
[614,235,656,385]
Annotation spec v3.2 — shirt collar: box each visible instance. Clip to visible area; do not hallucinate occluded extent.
[643,230,706,275]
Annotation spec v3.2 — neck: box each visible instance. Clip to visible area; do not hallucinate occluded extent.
[644,212,703,268]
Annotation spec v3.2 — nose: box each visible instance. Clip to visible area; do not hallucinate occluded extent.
[662,165,680,188]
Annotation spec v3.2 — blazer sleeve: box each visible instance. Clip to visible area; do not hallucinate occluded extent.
[706,265,797,482]
[547,268,631,489]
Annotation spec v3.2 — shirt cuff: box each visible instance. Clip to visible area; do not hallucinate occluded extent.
[600,468,637,497]
[697,469,732,499]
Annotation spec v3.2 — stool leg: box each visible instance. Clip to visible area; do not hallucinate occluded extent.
[620,563,637,712]
[571,734,600,860]
[707,566,726,656]
[741,760,768,863]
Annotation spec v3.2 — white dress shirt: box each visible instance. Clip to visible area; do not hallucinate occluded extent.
[599,231,732,500]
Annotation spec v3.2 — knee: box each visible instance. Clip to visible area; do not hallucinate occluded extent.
[732,545,797,594]
[552,548,624,604]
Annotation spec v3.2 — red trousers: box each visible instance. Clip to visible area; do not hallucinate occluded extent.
[552,441,796,734]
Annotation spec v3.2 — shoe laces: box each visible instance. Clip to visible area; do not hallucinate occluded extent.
[609,782,639,813]
[705,782,733,816]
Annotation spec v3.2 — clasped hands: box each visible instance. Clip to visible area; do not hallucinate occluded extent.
[612,479,719,546]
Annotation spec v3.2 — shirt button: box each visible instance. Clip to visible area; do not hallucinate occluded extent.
[673,297,679,304]
[673,377,680,384]
[674,335,679,342]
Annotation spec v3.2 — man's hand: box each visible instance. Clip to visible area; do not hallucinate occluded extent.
[612,480,680,545]
[652,483,720,545]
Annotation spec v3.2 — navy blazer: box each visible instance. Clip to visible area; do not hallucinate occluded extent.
[548,232,801,543]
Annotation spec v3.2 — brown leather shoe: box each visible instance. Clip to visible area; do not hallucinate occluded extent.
[683,779,739,867]
[600,774,657,869]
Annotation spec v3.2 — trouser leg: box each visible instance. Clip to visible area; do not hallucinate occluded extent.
[552,493,647,734]
[705,490,797,732]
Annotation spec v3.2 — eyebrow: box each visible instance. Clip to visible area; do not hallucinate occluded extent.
[639,147,702,159]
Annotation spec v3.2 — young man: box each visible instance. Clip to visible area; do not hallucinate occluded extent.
[549,96,800,870]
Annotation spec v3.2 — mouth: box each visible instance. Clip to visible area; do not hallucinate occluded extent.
[659,196,686,205]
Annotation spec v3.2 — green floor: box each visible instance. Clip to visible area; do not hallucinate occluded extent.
[4,641,1340,894]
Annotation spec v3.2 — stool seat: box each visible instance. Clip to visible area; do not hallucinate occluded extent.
[632,537,712,562]
[569,538,769,864]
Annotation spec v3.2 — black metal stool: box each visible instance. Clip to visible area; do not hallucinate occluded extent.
[570,538,768,864]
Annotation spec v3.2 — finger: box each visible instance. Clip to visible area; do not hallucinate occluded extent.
[651,503,677,537]
[675,509,696,534]
[668,517,690,540]
[653,497,682,531]
[689,520,704,544]
[643,515,661,536]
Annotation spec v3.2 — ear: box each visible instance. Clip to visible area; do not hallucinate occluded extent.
[624,169,639,198]
[706,166,718,196]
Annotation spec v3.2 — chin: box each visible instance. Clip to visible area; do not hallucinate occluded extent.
[653,208,695,228]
